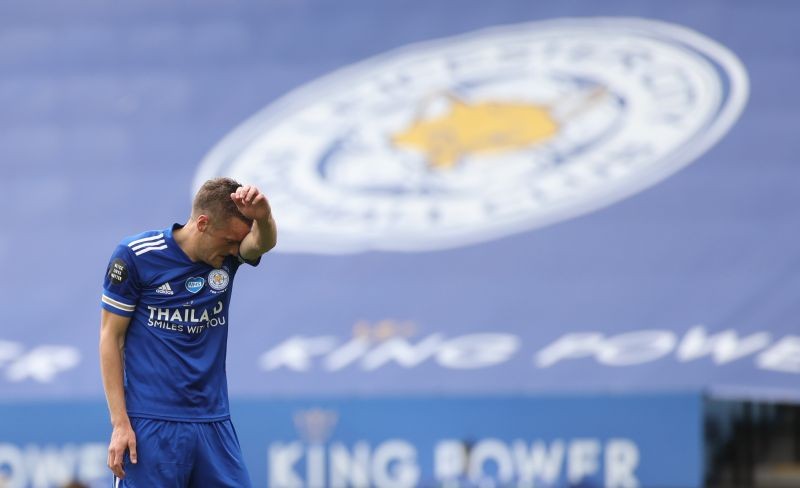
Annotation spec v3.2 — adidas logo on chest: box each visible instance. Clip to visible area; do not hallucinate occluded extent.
[155,282,174,295]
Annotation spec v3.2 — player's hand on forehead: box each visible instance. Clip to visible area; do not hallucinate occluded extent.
[231,184,271,220]
[233,184,257,203]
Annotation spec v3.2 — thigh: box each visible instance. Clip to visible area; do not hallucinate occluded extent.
[189,420,252,488]
[116,417,194,488]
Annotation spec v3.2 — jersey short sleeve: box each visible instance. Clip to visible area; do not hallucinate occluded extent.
[101,244,141,317]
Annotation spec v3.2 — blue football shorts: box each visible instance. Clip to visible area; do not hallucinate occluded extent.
[114,417,251,488]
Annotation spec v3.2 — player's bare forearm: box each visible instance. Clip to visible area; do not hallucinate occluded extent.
[241,214,277,260]
[231,184,277,259]
[99,309,138,477]
[99,310,131,427]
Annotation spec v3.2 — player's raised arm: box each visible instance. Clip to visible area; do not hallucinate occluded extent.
[231,184,277,260]
[99,309,137,479]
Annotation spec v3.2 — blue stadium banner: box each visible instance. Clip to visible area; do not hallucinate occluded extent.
[0,394,702,487]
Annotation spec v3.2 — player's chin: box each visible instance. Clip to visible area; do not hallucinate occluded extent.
[204,257,224,268]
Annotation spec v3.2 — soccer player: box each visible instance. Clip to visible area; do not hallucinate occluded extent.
[99,178,276,486]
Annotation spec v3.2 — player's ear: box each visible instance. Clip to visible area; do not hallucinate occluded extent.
[197,215,210,232]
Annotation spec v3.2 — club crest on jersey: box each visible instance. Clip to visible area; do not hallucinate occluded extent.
[185,277,205,294]
[208,269,230,292]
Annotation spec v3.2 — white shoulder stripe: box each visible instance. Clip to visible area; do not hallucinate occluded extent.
[128,233,164,247]
[131,239,166,252]
[102,294,136,312]
[134,244,168,256]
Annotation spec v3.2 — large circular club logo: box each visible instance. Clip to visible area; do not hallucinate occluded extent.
[195,18,749,254]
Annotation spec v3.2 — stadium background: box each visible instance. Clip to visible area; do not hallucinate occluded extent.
[1,0,799,486]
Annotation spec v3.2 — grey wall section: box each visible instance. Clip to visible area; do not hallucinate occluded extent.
[0,1,799,401]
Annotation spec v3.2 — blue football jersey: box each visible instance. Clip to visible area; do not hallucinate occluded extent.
[101,224,258,422]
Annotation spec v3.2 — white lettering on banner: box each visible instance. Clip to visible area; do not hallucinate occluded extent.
[434,441,467,484]
[4,346,80,383]
[330,442,370,488]
[371,440,419,488]
[568,439,601,484]
[0,444,24,488]
[0,340,81,383]
[274,438,642,486]
[533,333,604,368]
[260,336,339,371]
[268,442,303,488]
[437,334,519,369]
[265,438,641,486]
[597,331,676,366]
[325,338,371,371]
[261,333,518,372]
[258,326,800,374]
[307,444,325,488]
[677,326,772,364]
[756,336,800,373]
[534,328,792,373]
[268,440,421,488]
[535,331,676,368]
[361,335,444,370]
[0,443,106,488]
[467,439,515,484]
[512,440,564,484]
[606,439,641,488]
